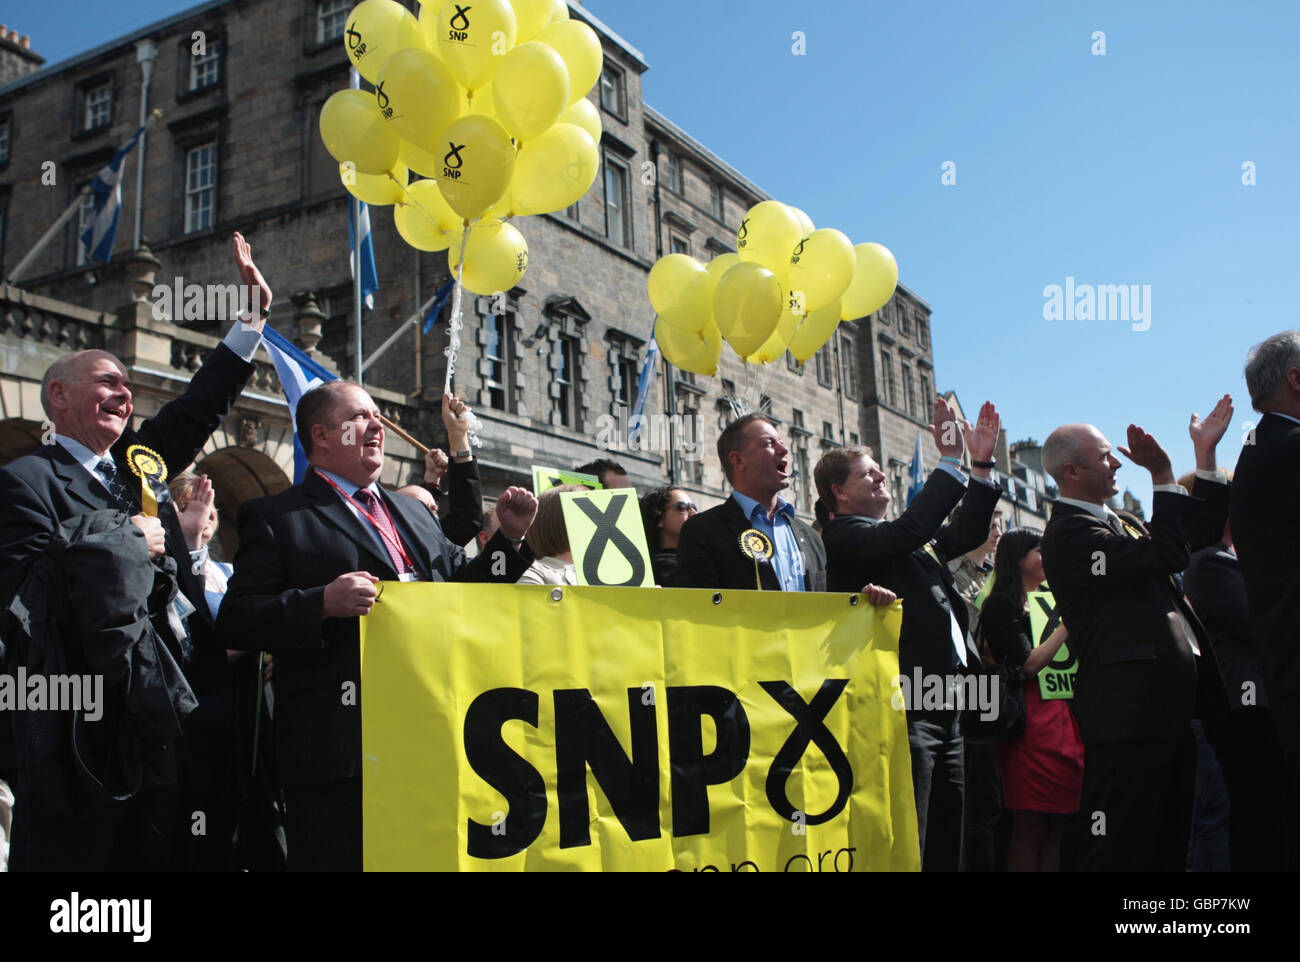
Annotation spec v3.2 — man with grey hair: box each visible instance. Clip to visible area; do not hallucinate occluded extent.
[1039,400,1232,871]
[1230,330,1300,870]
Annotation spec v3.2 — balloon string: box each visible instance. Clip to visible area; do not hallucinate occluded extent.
[443,222,484,449]
[394,176,457,243]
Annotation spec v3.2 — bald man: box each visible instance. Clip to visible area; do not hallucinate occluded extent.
[0,233,270,870]
[1039,403,1231,872]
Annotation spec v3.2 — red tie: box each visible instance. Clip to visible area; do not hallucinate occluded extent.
[354,488,411,576]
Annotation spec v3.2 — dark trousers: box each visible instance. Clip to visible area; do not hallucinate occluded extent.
[962,740,1004,872]
[1201,706,1286,871]
[284,777,361,872]
[908,712,965,872]
[9,780,178,872]
[1078,728,1196,872]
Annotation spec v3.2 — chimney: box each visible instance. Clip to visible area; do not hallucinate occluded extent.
[0,24,43,84]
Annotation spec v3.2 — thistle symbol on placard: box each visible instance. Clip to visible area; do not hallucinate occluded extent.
[450,5,472,31]
[346,25,363,50]
[445,142,466,169]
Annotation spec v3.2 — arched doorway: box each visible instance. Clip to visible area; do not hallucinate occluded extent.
[0,419,45,468]
[194,446,292,561]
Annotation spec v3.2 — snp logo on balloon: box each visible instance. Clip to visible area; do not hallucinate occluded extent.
[443,142,466,180]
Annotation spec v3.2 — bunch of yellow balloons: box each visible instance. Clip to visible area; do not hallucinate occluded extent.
[321,0,604,295]
[647,199,899,375]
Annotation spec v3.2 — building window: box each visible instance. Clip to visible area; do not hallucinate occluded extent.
[553,335,580,429]
[566,201,580,223]
[787,350,801,374]
[709,181,723,220]
[665,150,683,194]
[840,332,858,397]
[185,143,217,234]
[822,420,835,442]
[815,344,833,387]
[603,156,631,248]
[599,63,626,118]
[917,316,930,350]
[900,364,916,418]
[190,39,221,91]
[791,409,810,510]
[0,118,9,165]
[483,311,514,412]
[669,232,690,256]
[920,369,934,415]
[83,82,112,132]
[74,189,96,267]
[318,0,351,43]
[879,350,895,406]
[896,302,911,337]
[849,432,859,446]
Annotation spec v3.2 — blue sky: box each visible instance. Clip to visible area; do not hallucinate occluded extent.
[14,0,1299,505]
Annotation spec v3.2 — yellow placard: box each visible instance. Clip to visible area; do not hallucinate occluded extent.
[559,488,654,588]
[360,584,918,872]
[1028,590,1076,700]
[531,465,601,495]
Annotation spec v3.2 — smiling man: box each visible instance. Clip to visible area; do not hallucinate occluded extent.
[674,413,825,592]
[1040,404,1231,872]
[216,380,538,871]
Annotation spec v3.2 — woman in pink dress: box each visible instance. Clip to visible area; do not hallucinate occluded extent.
[978,529,1084,872]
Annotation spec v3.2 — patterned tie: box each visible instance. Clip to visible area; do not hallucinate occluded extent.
[354,488,411,576]
[97,457,133,511]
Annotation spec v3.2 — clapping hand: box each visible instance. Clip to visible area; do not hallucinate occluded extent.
[930,399,964,458]
[233,232,272,327]
[1118,424,1174,485]
[963,401,1001,465]
[1189,394,1233,470]
[178,473,216,550]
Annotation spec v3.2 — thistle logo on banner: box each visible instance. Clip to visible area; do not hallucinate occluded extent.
[359,584,919,871]
[1028,590,1076,699]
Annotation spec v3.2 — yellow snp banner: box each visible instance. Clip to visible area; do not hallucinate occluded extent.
[359,584,918,872]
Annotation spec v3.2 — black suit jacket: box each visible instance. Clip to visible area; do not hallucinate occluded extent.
[1229,411,1300,749]
[0,343,255,683]
[419,457,484,548]
[1183,543,1269,712]
[822,469,1000,689]
[674,494,826,591]
[215,469,531,789]
[1041,491,1215,745]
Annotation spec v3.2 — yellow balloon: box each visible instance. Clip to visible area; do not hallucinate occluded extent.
[746,304,801,365]
[394,179,461,251]
[492,42,570,141]
[787,297,843,364]
[435,114,517,219]
[559,98,602,144]
[648,255,712,334]
[448,219,529,295]
[713,261,782,358]
[656,318,722,377]
[789,206,815,236]
[463,84,497,120]
[398,138,442,178]
[535,20,603,105]
[432,0,517,91]
[319,88,400,175]
[706,252,740,286]
[736,200,801,282]
[840,242,900,320]
[787,227,855,313]
[511,0,554,41]
[341,161,409,206]
[548,0,570,25]
[344,0,424,84]
[376,48,461,155]
[511,122,598,215]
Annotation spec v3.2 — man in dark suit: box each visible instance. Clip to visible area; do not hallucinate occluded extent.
[675,413,825,592]
[0,232,271,869]
[1040,407,1231,872]
[819,397,1003,872]
[216,381,538,871]
[1229,330,1300,870]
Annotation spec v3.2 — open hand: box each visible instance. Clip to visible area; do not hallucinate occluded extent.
[963,401,1001,464]
[1189,394,1233,467]
[178,474,216,550]
[233,231,272,325]
[1118,424,1173,484]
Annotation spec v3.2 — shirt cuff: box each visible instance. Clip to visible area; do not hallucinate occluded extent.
[935,462,967,485]
[1153,483,1188,495]
[970,474,999,490]
[1195,468,1228,484]
[223,321,264,361]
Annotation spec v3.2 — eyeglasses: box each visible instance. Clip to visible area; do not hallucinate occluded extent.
[672,501,697,513]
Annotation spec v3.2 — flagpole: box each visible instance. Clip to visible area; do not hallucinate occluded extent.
[132,40,158,251]
[362,291,438,374]
[352,194,364,383]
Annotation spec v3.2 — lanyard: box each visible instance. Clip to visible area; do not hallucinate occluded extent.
[316,471,417,572]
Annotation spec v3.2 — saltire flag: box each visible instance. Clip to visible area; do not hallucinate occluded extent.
[262,325,338,483]
[79,121,148,264]
[422,280,456,334]
[906,429,926,505]
[348,199,379,311]
[627,337,659,445]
